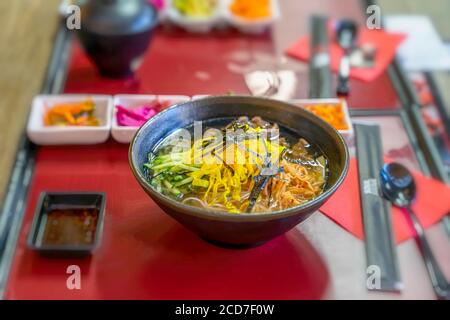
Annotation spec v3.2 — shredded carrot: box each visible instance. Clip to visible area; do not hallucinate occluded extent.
[304,103,349,130]
[250,160,323,212]
[229,0,271,20]
[43,99,100,127]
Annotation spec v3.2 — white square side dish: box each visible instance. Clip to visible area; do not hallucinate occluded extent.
[112,94,191,144]
[223,0,280,34]
[166,0,223,33]
[27,94,112,145]
[289,98,354,144]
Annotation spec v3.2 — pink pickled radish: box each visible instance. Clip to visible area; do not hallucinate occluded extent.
[116,105,158,127]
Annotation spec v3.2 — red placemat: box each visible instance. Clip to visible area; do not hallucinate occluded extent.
[64,28,272,96]
[63,27,402,109]
[5,143,330,299]
[286,29,406,82]
[320,158,450,243]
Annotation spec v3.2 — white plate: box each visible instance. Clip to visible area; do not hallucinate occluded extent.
[112,94,190,144]
[223,0,280,34]
[166,0,222,33]
[27,94,112,145]
[289,99,354,144]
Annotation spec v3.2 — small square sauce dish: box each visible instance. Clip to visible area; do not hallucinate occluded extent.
[27,94,112,145]
[112,94,190,144]
[27,192,106,257]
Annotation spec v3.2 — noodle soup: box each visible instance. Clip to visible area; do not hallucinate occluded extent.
[144,116,328,214]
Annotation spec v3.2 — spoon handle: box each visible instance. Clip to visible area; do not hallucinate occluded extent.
[406,207,450,299]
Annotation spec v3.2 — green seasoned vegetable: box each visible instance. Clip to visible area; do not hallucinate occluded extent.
[145,150,202,200]
[173,0,218,18]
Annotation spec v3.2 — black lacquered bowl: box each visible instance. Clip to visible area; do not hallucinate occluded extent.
[129,96,349,247]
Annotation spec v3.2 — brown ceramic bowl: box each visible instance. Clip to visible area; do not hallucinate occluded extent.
[129,96,349,247]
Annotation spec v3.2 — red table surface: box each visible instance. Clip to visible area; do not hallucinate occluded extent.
[5,143,330,299]
[63,26,401,109]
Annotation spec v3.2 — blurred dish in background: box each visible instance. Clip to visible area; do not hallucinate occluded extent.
[173,0,218,18]
[165,0,280,34]
[229,0,271,20]
[166,0,221,33]
[224,0,280,34]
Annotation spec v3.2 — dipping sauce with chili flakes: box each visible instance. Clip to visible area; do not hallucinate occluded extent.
[42,207,99,246]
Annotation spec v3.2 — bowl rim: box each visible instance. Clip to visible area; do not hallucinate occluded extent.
[79,1,159,36]
[129,95,349,222]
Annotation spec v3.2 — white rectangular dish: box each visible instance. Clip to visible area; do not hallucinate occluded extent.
[165,0,223,33]
[27,95,112,145]
[289,99,354,144]
[112,94,190,144]
[223,0,280,34]
[165,0,280,34]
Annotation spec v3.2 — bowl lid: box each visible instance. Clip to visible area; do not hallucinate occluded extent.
[80,0,158,35]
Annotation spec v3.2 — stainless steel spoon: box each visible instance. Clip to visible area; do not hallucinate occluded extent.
[380,162,450,299]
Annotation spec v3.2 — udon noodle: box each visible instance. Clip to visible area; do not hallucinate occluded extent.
[145,116,328,213]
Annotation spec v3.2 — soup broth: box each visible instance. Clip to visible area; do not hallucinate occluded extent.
[144,116,328,213]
